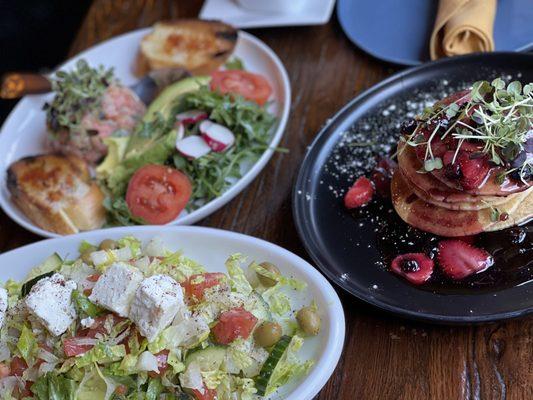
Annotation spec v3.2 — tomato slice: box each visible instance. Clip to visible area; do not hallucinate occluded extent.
[126,165,192,225]
[191,387,217,400]
[183,273,225,303]
[10,356,27,377]
[212,307,258,345]
[210,70,272,106]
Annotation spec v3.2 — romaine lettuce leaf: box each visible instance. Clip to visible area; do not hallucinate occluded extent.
[17,324,37,364]
[78,240,96,254]
[145,378,163,400]
[264,335,314,395]
[225,254,253,296]
[251,262,307,291]
[263,290,291,316]
[216,375,257,400]
[71,290,104,318]
[166,349,185,374]
[75,344,126,368]
[117,236,142,258]
[31,373,77,400]
[76,364,114,400]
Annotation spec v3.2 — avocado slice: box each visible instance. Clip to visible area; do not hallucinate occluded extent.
[96,137,129,179]
[143,76,211,122]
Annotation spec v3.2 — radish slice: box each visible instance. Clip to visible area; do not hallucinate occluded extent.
[173,122,185,141]
[176,135,211,159]
[176,110,208,125]
[200,120,235,152]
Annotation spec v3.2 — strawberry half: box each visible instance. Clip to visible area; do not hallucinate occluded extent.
[391,253,434,285]
[437,240,493,280]
[456,151,490,190]
[344,177,374,209]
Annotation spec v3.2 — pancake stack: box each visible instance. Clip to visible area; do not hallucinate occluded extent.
[391,84,532,237]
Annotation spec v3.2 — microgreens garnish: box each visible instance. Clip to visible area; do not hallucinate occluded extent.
[43,59,115,132]
[403,78,533,183]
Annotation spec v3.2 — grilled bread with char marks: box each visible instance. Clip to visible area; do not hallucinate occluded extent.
[137,19,237,76]
[7,154,106,235]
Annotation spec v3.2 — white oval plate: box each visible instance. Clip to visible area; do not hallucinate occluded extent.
[0,29,290,238]
[0,226,344,400]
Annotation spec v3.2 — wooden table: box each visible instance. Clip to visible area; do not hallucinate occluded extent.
[2,1,531,398]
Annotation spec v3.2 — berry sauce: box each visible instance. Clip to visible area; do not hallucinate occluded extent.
[349,197,532,294]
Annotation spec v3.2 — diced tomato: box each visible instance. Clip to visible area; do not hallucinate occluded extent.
[191,387,217,400]
[87,273,101,282]
[0,362,10,378]
[64,314,125,357]
[39,343,53,353]
[210,70,272,106]
[125,164,192,225]
[183,273,225,303]
[63,337,94,357]
[83,288,93,296]
[212,307,258,345]
[148,350,170,378]
[10,356,27,377]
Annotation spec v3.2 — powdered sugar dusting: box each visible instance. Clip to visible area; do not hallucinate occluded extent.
[324,79,461,198]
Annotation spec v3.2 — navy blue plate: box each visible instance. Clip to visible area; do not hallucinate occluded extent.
[337,0,533,66]
[293,52,533,323]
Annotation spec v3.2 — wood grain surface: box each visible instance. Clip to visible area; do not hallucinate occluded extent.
[1,0,532,399]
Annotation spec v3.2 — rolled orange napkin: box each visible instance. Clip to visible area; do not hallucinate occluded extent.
[430,0,497,60]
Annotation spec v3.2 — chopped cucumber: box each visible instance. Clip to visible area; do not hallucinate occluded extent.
[184,346,227,371]
[255,335,292,396]
[23,253,62,283]
[248,291,272,322]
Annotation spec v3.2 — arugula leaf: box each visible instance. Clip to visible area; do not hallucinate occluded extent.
[101,84,278,226]
[225,57,245,70]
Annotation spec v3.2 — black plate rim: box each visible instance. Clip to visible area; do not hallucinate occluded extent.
[293,52,533,324]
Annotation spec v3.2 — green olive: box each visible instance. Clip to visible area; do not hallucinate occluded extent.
[296,307,321,336]
[80,250,94,265]
[257,262,280,287]
[99,239,118,251]
[254,321,282,347]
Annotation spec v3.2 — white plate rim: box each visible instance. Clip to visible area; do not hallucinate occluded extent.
[0,29,291,238]
[0,225,345,400]
[200,0,336,28]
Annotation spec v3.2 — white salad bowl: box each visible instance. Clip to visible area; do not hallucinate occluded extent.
[0,226,345,400]
[0,29,291,238]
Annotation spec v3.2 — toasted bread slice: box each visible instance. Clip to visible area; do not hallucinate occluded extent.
[7,154,106,235]
[138,19,237,76]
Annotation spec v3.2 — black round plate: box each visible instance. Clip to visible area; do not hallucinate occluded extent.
[293,52,533,324]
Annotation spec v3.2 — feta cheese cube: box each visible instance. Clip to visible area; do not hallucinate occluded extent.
[0,287,8,329]
[89,262,143,317]
[80,317,95,329]
[24,273,77,336]
[129,274,184,342]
